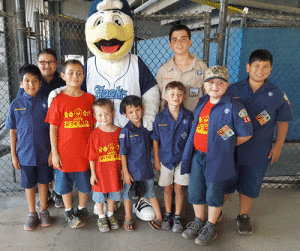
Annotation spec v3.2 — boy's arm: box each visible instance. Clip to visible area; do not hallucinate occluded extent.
[268,121,288,164]
[90,160,98,185]
[48,150,52,166]
[236,136,252,146]
[153,140,161,171]
[10,129,20,169]
[50,124,62,170]
[121,155,134,185]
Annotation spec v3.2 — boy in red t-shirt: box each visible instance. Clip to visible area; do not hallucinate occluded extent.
[85,99,122,233]
[46,60,95,229]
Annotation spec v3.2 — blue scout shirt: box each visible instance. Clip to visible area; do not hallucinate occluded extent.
[181,93,253,183]
[5,91,50,166]
[227,77,294,167]
[151,107,193,170]
[119,120,154,181]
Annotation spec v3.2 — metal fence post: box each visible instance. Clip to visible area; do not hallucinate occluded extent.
[53,1,62,64]
[34,9,41,55]
[203,11,212,66]
[216,0,228,66]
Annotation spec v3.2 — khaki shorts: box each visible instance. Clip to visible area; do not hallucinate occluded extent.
[158,162,190,187]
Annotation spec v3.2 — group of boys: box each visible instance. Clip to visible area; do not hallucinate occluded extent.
[6,24,293,247]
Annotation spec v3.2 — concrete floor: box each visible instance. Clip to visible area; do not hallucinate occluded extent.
[0,187,300,251]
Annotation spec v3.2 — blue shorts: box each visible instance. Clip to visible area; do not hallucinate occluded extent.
[236,164,268,198]
[93,191,122,203]
[20,165,52,189]
[54,169,91,195]
[123,179,156,200]
[188,151,236,207]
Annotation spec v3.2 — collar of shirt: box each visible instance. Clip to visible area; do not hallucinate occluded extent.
[42,71,61,86]
[22,90,42,100]
[165,53,197,73]
[161,106,187,125]
[237,77,274,94]
[126,119,145,131]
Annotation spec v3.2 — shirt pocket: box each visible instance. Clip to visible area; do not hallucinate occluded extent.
[14,109,27,120]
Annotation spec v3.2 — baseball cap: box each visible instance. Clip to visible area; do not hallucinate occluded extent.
[204,66,229,82]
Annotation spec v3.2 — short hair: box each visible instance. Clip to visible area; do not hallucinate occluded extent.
[93,98,114,112]
[165,81,186,94]
[169,24,191,41]
[19,64,42,82]
[249,49,273,66]
[120,95,142,114]
[38,48,57,60]
[61,59,84,74]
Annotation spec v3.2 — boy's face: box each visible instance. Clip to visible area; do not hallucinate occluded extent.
[169,30,192,56]
[204,78,229,101]
[123,105,143,126]
[61,63,84,88]
[93,105,114,127]
[165,88,185,107]
[37,53,58,78]
[246,60,272,84]
[20,73,42,97]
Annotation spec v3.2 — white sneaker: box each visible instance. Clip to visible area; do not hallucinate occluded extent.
[132,197,155,221]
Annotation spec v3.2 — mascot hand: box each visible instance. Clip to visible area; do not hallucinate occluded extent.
[142,85,160,131]
[48,86,67,107]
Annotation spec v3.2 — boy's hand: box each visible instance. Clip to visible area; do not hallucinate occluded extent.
[90,175,98,186]
[12,155,20,170]
[268,144,282,164]
[123,172,134,186]
[48,152,53,166]
[52,153,62,170]
[154,161,161,171]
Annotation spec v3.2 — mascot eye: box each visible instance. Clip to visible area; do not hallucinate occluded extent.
[113,16,124,26]
[94,18,104,26]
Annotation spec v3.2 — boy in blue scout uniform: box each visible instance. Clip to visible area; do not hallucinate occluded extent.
[227,49,294,235]
[152,81,193,233]
[181,66,253,245]
[6,64,52,230]
[119,95,162,231]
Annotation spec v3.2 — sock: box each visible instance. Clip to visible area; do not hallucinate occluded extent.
[174,214,181,218]
[78,205,85,210]
[107,211,114,218]
[99,214,106,219]
[65,207,72,212]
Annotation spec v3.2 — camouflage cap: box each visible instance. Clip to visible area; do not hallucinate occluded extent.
[204,66,229,82]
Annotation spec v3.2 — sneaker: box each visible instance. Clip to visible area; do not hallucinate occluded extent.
[172,215,183,233]
[182,218,205,240]
[24,212,39,231]
[77,207,89,228]
[161,213,172,230]
[236,214,253,234]
[195,221,217,245]
[107,215,119,229]
[97,217,110,232]
[52,191,64,208]
[132,197,156,221]
[64,208,81,228]
[40,209,52,227]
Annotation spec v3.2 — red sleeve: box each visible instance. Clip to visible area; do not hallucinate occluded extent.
[45,99,61,126]
[84,131,98,162]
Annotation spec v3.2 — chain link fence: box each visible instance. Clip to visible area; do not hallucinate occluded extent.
[0,9,299,196]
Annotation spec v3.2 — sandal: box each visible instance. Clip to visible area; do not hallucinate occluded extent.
[148,219,161,230]
[123,220,135,231]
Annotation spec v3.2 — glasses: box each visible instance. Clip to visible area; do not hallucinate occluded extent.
[38,60,56,65]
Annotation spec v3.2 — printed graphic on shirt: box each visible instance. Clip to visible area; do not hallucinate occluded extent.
[119,133,125,138]
[256,110,271,125]
[181,132,187,139]
[217,125,235,140]
[238,109,251,123]
[283,93,290,105]
[64,108,92,128]
[98,143,120,163]
[189,87,199,97]
[94,85,128,100]
[196,115,209,134]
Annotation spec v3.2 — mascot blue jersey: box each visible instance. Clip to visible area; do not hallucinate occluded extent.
[82,54,157,128]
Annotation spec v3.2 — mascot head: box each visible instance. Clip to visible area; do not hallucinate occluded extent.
[86,0,134,61]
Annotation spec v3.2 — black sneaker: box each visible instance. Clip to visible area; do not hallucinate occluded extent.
[77,207,89,228]
[52,191,64,208]
[172,215,183,233]
[24,212,39,231]
[236,214,253,234]
[64,208,81,228]
[182,218,205,240]
[161,213,172,230]
[195,221,217,245]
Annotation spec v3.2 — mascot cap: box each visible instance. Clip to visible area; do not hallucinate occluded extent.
[88,0,132,18]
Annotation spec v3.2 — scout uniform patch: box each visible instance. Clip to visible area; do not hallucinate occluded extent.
[256,110,271,125]
[217,125,234,140]
[238,109,251,123]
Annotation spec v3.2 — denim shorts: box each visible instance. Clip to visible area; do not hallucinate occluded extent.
[123,179,156,200]
[20,165,52,189]
[54,169,91,195]
[92,191,122,203]
[235,164,268,198]
[188,151,236,207]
